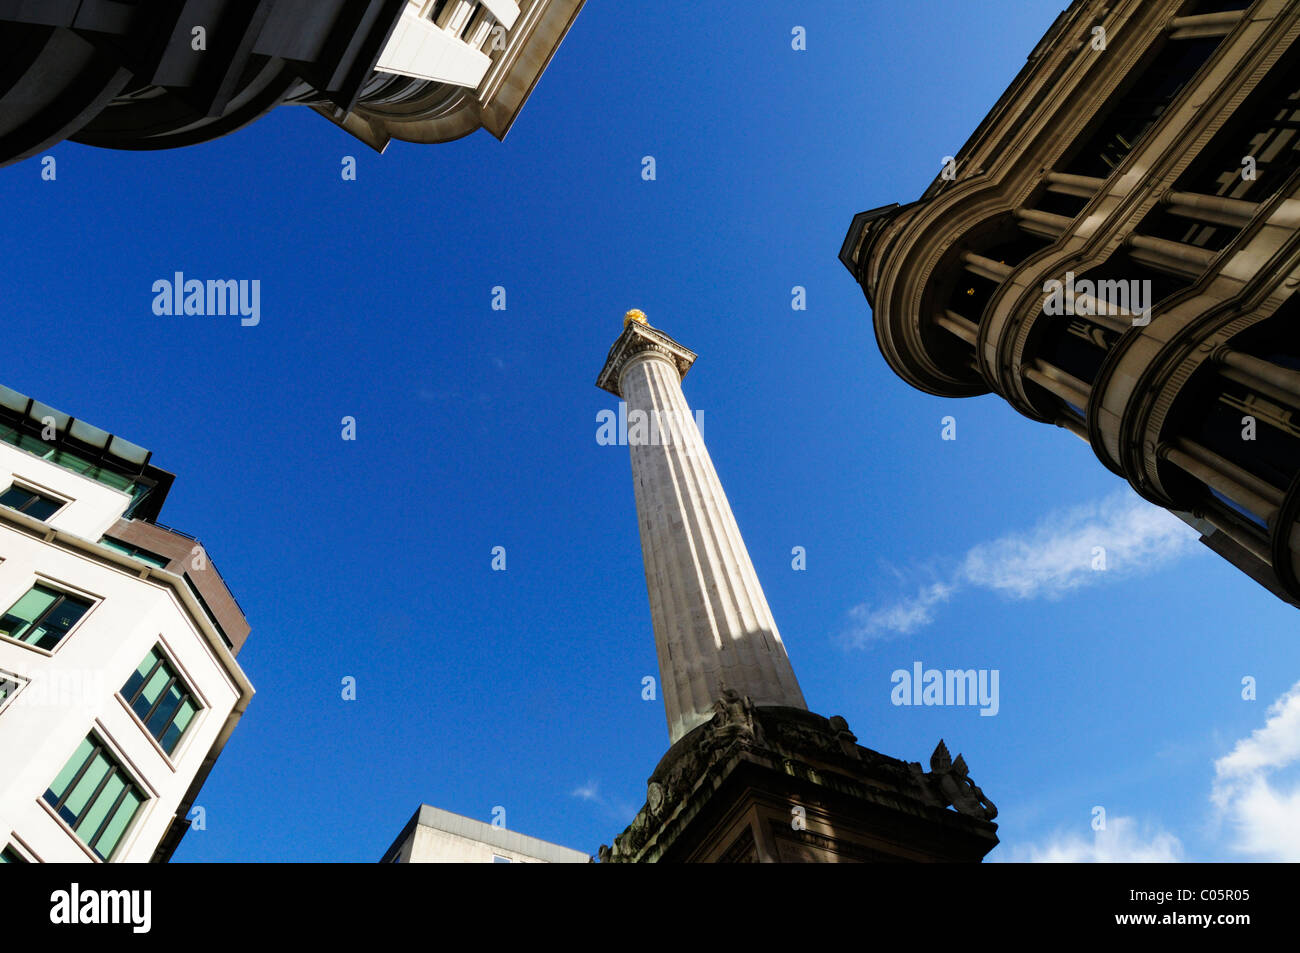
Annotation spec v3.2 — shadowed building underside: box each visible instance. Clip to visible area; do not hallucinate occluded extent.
[841,0,1300,608]
[0,0,585,166]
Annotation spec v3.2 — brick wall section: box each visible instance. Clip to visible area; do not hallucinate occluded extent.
[104,519,251,655]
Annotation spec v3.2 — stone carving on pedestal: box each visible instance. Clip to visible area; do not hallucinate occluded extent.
[911,740,999,822]
[599,701,1000,862]
[709,688,766,747]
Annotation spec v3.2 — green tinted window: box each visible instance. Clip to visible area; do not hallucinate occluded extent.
[0,585,92,650]
[95,789,143,859]
[0,429,141,497]
[0,673,20,703]
[0,486,63,520]
[60,752,110,821]
[122,649,160,700]
[99,538,170,568]
[2,587,57,632]
[47,451,133,492]
[0,429,52,457]
[161,699,198,753]
[43,736,146,860]
[46,737,93,802]
[121,647,202,755]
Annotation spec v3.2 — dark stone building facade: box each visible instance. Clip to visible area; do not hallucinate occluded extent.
[0,0,584,166]
[841,0,1300,607]
[600,693,999,863]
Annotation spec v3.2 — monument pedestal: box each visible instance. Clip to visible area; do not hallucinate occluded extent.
[600,692,999,863]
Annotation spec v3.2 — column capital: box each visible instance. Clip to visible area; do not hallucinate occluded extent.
[596,317,697,397]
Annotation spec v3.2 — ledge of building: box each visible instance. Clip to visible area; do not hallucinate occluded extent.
[336,0,587,148]
[602,693,999,863]
[105,518,251,655]
[381,803,591,863]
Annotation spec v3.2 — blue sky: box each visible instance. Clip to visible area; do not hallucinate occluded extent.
[5,0,1300,862]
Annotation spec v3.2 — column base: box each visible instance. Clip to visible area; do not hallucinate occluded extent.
[599,692,999,863]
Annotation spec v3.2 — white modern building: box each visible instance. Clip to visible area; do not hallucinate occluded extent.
[0,386,253,863]
[381,805,590,863]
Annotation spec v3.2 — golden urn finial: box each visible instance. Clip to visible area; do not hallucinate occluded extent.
[624,308,648,328]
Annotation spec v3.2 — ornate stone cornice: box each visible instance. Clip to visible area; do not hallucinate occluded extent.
[860,0,1168,398]
[599,692,997,863]
[340,0,587,146]
[595,321,697,398]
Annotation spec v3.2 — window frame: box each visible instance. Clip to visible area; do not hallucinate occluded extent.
[118,644,205,758]
[98,537,171,569]
[42,733,150,861]
[0,668,27,715]
[0,480,69,522]
[0,580,98,654]
[0,843,31,863]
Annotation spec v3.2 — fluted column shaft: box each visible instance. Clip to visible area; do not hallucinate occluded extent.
[618,350,806,743]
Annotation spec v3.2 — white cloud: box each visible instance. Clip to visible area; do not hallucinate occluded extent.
[1002,816,1183,863]
[847,582,953,642]
[847,491,1201,644]
[1005,682,1300,863]
[571,780,600,802]
[570,779,638,824]
[961,492,1198,599]
[1211,681,1300,860]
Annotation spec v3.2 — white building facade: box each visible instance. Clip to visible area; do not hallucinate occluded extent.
[0,386,253,863]
[310,0,588,150]
[381,805,590,863]
[377,0,523,88]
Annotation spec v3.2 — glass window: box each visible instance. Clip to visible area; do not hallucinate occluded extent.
[43,735,147,860]
[98,538,170,569]
[121,648,202,755]
[0,485,64,521]
[0,428,143,498]
[0,427,52,458]
[0,846,27,863]
[0,671,23,707]
[0,585,92,650]
[1063,37,1222,178]
[1134,38,1300,251]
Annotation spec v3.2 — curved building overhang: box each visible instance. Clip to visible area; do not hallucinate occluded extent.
[70,65,301,152]
[327,0,585,149]
[0,0,585,164]
[862,185,996,399]
[857,2,1191,401]
[842,0,1300,608]
[0,24,136,166]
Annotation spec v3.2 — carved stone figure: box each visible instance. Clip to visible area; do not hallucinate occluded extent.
[827,715,862,760]
[709,688,764,746]
[925,740,998,821]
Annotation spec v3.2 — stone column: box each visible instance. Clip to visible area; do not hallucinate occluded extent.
[598,311,806,743]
